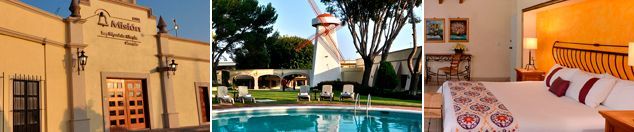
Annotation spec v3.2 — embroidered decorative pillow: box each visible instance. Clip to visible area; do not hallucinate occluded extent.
[566,71,617,108]
[549,77,570,97]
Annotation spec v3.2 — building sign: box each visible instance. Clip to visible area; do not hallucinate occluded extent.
[95,10,142,46]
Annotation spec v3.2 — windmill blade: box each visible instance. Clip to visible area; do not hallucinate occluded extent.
[297,0,344,61]
[318,34,344,61]
[307,0,322,15]
[294,24,342,50]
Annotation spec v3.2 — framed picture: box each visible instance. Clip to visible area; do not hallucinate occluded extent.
[449,18,469,42]
[425,18,445,43]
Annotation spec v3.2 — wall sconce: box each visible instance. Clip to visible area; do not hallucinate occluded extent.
[160,59,178,75]
[77,48,88,72]
[169,59,178,72]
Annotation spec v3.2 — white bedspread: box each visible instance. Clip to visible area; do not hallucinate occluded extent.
[440,81,606,132]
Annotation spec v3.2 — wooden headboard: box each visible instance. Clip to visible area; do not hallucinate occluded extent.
[552,41,634,80]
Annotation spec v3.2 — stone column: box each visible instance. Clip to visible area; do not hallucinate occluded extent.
[253,75,259,90]
[66,16,90,132]
[155,16,180,128]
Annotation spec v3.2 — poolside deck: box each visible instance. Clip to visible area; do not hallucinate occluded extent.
[212,103,422,111]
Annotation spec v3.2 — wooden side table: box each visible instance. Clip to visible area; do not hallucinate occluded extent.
[599,111,634,132]
[424,93,442,119]
[515,68,545,81]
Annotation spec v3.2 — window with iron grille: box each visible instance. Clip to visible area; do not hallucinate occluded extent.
[13,80,40,132]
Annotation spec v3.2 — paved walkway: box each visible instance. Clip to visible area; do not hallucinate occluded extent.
[212,103,422,111]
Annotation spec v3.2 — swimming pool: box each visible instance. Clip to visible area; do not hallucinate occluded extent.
[212,106,422,132]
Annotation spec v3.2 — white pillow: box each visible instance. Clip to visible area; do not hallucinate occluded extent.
[566,71,617,108]
[544,64,563,87]
[300,93,309,96]
[545,67,579,88]
[602,79,634,110]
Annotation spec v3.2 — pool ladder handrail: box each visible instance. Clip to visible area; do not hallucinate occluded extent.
[353,93,371,114]
[353,93,360,112]
[366,94,371,114]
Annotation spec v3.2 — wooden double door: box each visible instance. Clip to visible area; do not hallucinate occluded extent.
[106,79,148,130]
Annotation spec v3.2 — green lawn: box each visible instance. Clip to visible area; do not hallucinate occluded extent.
[214,90,421,107]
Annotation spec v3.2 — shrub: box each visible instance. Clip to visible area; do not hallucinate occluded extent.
[374,61,400,92]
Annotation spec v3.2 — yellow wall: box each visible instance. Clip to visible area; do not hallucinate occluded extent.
[0,1,70,132]
[79,1,163,130]
[0,1,65,43]
[536,0,634,71]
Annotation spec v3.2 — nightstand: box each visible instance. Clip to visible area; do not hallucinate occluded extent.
[515,68,545,81]
[599,111,634,132]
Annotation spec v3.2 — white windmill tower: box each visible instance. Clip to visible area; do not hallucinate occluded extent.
[293,0,344,86]
[309,13,342,86]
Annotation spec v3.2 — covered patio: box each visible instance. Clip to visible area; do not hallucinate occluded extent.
[228,69,311,89]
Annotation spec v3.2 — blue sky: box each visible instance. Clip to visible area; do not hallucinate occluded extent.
[21,0,210,42]
[259,0,423,60]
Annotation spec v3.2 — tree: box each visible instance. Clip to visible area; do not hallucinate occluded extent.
[212,0,278,83]
[407,0,422,95]
[321,0,422,90]
[268,36,313,69]
[234,33,277,69]
[375,61,400,94]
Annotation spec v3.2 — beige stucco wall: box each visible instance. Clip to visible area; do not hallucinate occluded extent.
[0,0,209,131]
[79,1,163,130]
[0,1,65,43]
[0,1,70,132]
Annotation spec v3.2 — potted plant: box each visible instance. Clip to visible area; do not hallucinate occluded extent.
[453,43,467,54]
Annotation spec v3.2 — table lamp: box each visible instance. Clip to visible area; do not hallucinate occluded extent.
[627,42,634,66]
[524,38,538,70]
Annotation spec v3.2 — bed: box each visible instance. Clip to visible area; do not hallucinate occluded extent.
[439,41,634,132]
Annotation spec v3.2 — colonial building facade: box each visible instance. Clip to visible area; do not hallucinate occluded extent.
[0,0,210,131]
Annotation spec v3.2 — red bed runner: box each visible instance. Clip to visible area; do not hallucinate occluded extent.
[447,81,518,132]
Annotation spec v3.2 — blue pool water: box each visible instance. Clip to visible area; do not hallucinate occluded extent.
[212,107,422,132]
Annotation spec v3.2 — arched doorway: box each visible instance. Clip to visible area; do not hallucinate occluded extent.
[282,74,309,91]
[232,75,255,89]
[258,75,281,89]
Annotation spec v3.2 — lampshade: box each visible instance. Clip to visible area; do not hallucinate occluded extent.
[628,42,634,66]
[524,38,538,50]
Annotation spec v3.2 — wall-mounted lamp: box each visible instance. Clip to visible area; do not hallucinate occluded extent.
[77,48,88,72]
[169,59,178,72]
[627,42,634,66]
[524,38,538,70]
[160,59,178,76]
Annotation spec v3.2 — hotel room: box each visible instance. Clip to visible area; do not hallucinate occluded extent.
[424,0,634,131]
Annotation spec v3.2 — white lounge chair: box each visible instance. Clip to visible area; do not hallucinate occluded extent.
[339,85,355,101]
[320,85,334,101]
[216,86,234,104]
[237,86,256,103]
[297,86,311,101]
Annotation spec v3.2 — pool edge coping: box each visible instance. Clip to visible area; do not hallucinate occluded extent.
[211,106,423,115]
